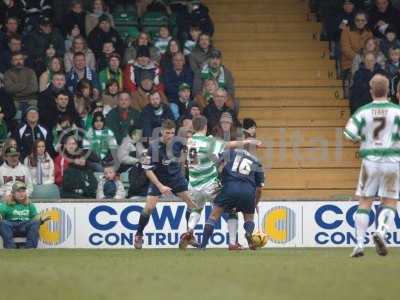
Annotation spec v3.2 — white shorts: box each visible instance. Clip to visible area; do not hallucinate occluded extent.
[190,181,221,208]
[356,160,400,199]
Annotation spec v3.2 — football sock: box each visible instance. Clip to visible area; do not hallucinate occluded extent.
[185,208,192,226]
[354,208,370,248]
[201,218,216,249]
[377,206,396,237]
[136,211,150,236]
[227,215,238,245]
[243,221,255,236]
[188,209,202,231]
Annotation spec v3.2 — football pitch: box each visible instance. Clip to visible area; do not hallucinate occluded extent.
[0,248,399,300]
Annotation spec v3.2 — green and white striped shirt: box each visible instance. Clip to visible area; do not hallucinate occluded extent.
[187,133,225,189]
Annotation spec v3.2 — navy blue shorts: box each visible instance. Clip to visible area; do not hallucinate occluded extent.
[147,177,188,196]
[214,182,256,214]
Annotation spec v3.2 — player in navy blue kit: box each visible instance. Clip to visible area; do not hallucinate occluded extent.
[200,148,265,250]
[134,119,198,249]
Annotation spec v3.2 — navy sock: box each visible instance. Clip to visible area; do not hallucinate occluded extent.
[244,221,255,236]
[185,208,192,225]
[201,219,216,249]
[137,211,150,236]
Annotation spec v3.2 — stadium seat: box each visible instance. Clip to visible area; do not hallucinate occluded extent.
[31,184,60,200]
[116,26,140,41]
[140,11,169,27]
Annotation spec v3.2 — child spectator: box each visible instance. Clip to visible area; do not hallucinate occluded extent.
[0,182,41,249]
[96,165,125,199]
[170,83,194,120]
[99,53,123,92]
[24,139,55,185]
[184,24,202,56]
[154,25,172,55]
[242,118,257,139]
[39,56,64,92]
[83,112,118,169]
[380,26,400,58]
[101,79,120,115]
[385,47,400,78]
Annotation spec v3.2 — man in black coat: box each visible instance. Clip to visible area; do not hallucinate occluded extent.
[369,0,400,38]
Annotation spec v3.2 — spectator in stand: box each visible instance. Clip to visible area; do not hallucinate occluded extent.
[66,52,100,94]
[211,112,241,141]
[65,25,82,52]
[101,79,120,115]
[64,36,96,72]
[0,182,41,249]
[351,37,386,77]
[160,39,184,71]
[55,135,97,198]
[141,91,175,138]
[40,90,81,131]
[340,10,373,96]
[178,102,202,126]
[154,25,173,55]
[96,165,125,200]
[242,118,257,139]
[87,14,122,58]
[131,73,169,112]
[195,49,235,99]
[0,16,19,49]
[83,112,118,169]
[99,53,123,92]
[97,41,117,71]
[123,46,163,93]
[184,24,202,56]
[203,88,240,133]
[117,124,145,172]
[24,139,57,195]
[385,47,400,78]
[195,78,236,112]
[39,56,64,92]
[0,146,33,198]
[12,106,54,160]
[123,31,160,65]
[164,52,193,101]
[106,92,141,144]
[0,1,24,28]
[85,0,114,35]
[189,33,214,75]
[350,53,386,113]
[4,52,38,120]
[379,26,400,58]
[24,16,65,75]
[74,79,95,129]
[369,0,400,39]
[63,0,87,38]
[0,88,17,132]
[170,83,194,121]
[188,1,214,36]
[0,34,27,74]
[0,138,17,165]
[52,114,82,152]
[21,0,52,33]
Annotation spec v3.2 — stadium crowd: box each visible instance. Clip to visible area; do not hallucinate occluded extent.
[313,0,400,113]
[0,0,258,203]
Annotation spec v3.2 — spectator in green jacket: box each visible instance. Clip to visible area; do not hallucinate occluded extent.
[99,53,123,92]
[0,182,41,249]
[106,92,141,145]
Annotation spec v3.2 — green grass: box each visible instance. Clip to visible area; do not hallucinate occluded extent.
[0,248,399,300]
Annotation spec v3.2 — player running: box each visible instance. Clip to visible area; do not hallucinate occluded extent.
[179,116,261,249]
[199,147,264,249]
[344,74,400,257]
[134,119,198,249]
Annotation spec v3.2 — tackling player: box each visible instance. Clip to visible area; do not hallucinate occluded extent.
[199,147,265,249]
[179,116,261,249]
[344,74,400,257]
[134,119,198,249]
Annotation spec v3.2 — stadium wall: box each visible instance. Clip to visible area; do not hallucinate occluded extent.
[1,200,400,249]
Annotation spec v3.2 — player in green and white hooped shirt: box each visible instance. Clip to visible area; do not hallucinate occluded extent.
[344,74,400,258]
[179,116,261,249]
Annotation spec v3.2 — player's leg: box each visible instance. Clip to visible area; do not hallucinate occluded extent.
[373,163,399,256]
[243,213,257,250]
[351,160,378,257]
[227,212,242,250]
[134,195,160,249]
[200,205,225,249]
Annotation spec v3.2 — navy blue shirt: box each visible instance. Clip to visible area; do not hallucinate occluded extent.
[220,149,264,188]
[142,137,185,184]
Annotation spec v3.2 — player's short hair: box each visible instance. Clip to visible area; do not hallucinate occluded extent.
[161,119,176,130]
[73,51,85,59]
[192,116,208,132]
[370,74,389,98]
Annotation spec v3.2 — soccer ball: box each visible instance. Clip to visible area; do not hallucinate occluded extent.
[252,231,268,248]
